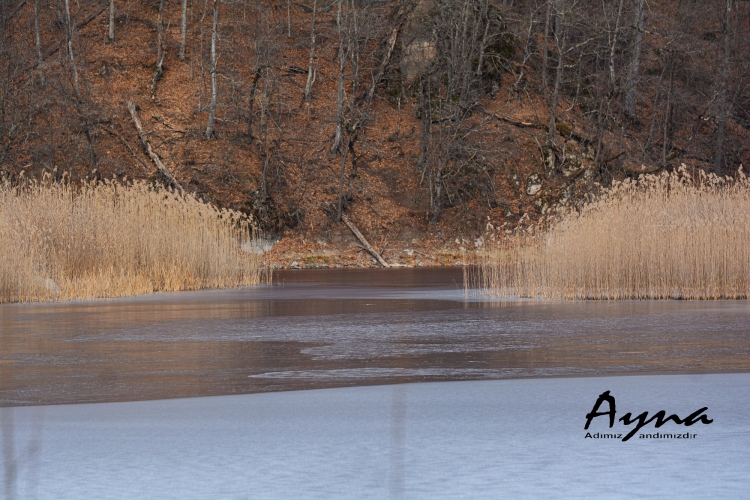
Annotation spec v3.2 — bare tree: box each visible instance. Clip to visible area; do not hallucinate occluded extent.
[410,0,500,222]
[205,0,219,139]
[63,0,81,101]
[714,0,737,173]
[304,0,318,102]
[33,0,43,81]
[180,0,188,59]
[151,0,166,98]
[545,0,566,151]
[624,0,645,118]
[541,0,552,93]
[109,0,115,41]
[332,0,347,155]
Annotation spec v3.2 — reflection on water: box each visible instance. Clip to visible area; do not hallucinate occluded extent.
[1,268,749,406]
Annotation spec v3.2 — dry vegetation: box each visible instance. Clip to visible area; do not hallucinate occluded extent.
[479,166,750,299]
[1,1,749,267]
[0,176,267,303]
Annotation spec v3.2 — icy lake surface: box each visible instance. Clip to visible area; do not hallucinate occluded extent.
[3,374,749,499]
[1,268,749,498]
[2,268,750,406]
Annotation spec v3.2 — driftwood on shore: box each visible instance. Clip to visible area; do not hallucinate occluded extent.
[126,100,183,194]
[341,214,389,268]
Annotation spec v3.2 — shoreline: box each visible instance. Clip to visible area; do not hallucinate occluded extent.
[258,231,480,269]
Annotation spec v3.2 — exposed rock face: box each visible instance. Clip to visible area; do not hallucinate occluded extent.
[526,173,542,196]
[400,0,436,82]
[400,40,436,81]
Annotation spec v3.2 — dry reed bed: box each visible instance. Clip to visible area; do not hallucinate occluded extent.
[0,176,267,303]
[479,166,750,299]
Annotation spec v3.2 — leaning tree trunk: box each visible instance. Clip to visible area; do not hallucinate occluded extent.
[205,0,219,139]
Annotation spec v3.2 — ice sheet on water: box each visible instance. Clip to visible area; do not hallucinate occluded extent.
[2,373,748,499]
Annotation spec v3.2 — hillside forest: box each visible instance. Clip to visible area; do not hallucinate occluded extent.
[1,0,749,266]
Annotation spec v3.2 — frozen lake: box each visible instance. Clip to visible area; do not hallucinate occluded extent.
[1,268,749,498]
[1,268,749,406]
[3,373,749,499]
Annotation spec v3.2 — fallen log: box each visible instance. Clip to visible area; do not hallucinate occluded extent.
[126,100,183,194]
[476,105,545,130]
[341,214,389,268]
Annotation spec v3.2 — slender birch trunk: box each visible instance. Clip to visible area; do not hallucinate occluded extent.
[205,0,219,139]
[180,0,188,59]
[331,0,346,154]
[109,0,115,41]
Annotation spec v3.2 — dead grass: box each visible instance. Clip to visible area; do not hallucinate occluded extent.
[479,166,750,299]
[0,175,268,303]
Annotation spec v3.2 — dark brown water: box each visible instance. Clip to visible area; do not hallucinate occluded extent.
[1,268,749,406]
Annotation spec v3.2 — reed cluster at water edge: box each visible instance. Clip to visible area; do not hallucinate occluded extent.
[478,166,750,299]
[0,175,268,303]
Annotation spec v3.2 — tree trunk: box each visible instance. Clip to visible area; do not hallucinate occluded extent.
[179,0,187,59]
[553,0,563,37]
[608,0,625,87]
[63,0,81,102]
[417,78,430,171]
[349,0,359,96]
[33,0,43,81]
[151,0,166,98]
[541,0,551,94]
[336,132,348,221]
[126,100,184,194]
[247,67,263,139]
[304,0,318,102]
[513,2,536,95]
[108,0,115,41]
[642,62,667,162]
[547,46,563,150]
[331,0,346,154]
[205,0,218,139]
[624,0,645,118]
[260,71,269,199]
[714,0,734,174]
[341,215,389,267]
[662,56,674,167]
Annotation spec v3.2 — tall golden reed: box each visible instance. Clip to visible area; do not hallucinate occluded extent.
[480,166,750,299]
[0,175,268,303]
